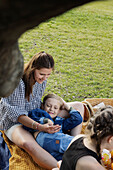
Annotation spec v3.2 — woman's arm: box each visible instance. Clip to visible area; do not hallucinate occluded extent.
[0,80,28,130]
[18,115,36,128]
[18,115,61,133]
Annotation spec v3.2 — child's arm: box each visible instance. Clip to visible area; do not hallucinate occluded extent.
[62,108,83,131]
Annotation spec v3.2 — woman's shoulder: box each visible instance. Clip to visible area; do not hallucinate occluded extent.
[14,79,25,92]
[7,79,25,99]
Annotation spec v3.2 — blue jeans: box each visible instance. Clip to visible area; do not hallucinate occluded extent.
[36,132,74,161]
[0,132,11,170]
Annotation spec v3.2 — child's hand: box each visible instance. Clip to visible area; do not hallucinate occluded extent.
[60,97,69,110]
[63,102,70,111]
[39,124,61,134]
[61,99,70,111]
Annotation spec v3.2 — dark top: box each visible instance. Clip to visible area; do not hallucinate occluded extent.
[60,137,101,170]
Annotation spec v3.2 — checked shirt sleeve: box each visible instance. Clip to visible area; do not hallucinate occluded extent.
[6,82,28,122]
[0,79,28,130]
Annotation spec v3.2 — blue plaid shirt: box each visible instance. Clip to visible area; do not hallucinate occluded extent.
[0,79,47,130]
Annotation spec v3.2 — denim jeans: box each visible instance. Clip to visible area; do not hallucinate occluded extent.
[0,132,11,170]
[36,132,74,161]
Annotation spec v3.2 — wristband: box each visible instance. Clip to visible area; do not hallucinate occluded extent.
[36,123,39,130]
[32,121,39,130]
[32,121,36,129]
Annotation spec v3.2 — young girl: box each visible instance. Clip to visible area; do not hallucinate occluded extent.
[60,105,113,170]
[0,51,84,169]
[23,93,83,161]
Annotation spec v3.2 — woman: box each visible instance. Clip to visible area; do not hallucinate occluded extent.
[60,105,113,170]
[0,51,84,169]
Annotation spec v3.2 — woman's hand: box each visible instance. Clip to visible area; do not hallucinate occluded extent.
[52,168,59,170]
[52,160,62,170]
[38,124,61,134]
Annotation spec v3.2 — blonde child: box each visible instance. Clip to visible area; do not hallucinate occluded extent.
[23,93,83,161]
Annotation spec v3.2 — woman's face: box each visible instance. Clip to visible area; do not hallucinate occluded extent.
[34,68,52,84]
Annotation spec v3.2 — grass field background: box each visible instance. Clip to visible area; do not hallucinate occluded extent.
[19,0,113,102]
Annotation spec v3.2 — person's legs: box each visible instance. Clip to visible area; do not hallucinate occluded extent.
[7,125,57,169]
[59,101,84,136]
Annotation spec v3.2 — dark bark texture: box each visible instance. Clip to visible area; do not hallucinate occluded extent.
[0,0,96,97]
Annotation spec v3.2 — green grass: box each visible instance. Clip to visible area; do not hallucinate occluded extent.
[19,0,113,102]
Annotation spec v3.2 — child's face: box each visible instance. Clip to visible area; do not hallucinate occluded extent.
[43,98,61,119]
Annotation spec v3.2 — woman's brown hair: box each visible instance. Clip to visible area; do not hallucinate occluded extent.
[22,51,54,101]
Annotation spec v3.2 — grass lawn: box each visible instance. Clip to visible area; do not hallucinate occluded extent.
[19,0,113,102]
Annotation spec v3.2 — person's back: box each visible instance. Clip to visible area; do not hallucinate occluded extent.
[60,135,102,170]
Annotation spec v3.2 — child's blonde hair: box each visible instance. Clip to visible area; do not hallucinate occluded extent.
[43,93,64,109]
